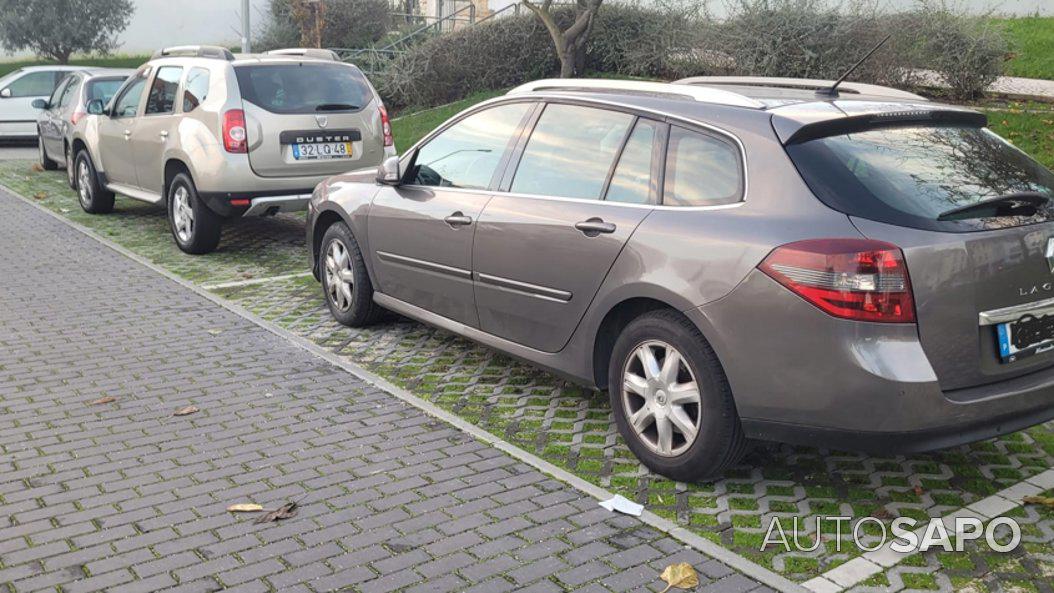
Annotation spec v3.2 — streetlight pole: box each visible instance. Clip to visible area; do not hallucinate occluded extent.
[241,0,252,53]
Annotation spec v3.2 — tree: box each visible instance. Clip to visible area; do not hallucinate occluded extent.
[0,0,135,64]
[522,0,603,78]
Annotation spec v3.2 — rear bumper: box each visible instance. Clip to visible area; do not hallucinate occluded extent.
[691,270,1054,453]
[199,189,314,218]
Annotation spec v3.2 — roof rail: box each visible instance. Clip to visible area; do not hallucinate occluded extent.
[508,79,765,109]
[673,76,928,101]
[264,48,340,61]
[152,45,235,61]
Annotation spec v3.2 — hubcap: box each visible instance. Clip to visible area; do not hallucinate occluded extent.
[171,186,194,243]
[324,239,355,312]
[621,340,702,457]
[77,160,92,206]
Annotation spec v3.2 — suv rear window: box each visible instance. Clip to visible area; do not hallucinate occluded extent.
[234,63,372,114]
[86,78,125,105]
[787,125,1054,232]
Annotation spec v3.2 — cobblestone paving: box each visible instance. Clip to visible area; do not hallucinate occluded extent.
[4,161,1054,588]
[0,189,767,593]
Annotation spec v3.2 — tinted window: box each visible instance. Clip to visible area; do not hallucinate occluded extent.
[113,71,148,117]
[512,104,633,200]
[606,119,660,204]
[145,66,182,115]
[235,63,372,114]
[183,68,209,112]
[787,126,1054,232]
[86,78,125,106]
[408,102,531,189]
[664,126,742,206]
[58,78,80,108]
[6,71,61,98]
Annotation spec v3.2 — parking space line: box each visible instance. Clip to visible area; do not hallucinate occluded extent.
[201,271,314,291]
[2,183,809,593]
[804,468,1054,592]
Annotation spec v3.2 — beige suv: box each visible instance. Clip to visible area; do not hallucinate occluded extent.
[72,46,394,254]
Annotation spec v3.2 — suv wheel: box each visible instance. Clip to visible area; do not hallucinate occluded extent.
[38,135,58,170]
[65,144,76,189]
[167,172,221,255]
[608,310,746,482]
[320,221,382,327]
[74,150,114,214]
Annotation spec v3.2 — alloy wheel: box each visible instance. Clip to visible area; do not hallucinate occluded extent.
[621,340,702,457]
[171,186,194,243]
[324,239,355,311]
[77,160,92,207]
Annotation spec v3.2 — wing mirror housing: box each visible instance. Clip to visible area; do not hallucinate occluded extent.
[0,88,11,98]
[86,99,105,115]
[376,156,401,186]
[31,98,48,109]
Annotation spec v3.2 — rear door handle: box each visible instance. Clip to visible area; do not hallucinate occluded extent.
[444,212,473,227]
[575,218,616,236]
[122,130,131,139]
[159,131,168,139]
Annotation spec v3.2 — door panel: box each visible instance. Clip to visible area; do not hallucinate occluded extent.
[368,186,491,327]
[133,66,182,195]
[98,70,149,187]
[473,197,650,352]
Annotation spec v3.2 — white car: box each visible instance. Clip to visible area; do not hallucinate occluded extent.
[0,66,84,139]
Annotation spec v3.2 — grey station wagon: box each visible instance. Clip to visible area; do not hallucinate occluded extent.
[306,77,1054,481]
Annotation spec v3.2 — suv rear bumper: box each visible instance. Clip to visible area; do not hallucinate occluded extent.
[199,189,314,218]
[691,270,1054,454]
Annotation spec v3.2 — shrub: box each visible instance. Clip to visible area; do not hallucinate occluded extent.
[256,0,392,51]
[586,1,711,79]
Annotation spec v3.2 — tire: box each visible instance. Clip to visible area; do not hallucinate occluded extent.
[74,150,114,214]
[65,144,76,189]
[167,172,221,255]
[319,221,382,327]
[38,135,58,170]
[608,310,746,482]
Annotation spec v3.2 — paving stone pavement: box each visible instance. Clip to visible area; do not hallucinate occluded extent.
[0,190,778,592]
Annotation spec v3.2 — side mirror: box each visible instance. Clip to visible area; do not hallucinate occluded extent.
[376,156,401,185]
[86,99,105,115]
[31,98,48,109]
[0,88,10,98]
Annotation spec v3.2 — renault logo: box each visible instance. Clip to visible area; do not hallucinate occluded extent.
[315,115,328,128]
[1046,238,1054,273]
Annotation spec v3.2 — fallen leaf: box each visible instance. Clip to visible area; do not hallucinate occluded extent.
[30,163,43,172]
[241,272,253,279]
[32,191,47,200]
[1023,495,1054,507]
[659,563,699,592]
[871,507,893,520]
[207,329,223,336]
[914,485,924,496]
[255,501,299,524]
[227,503,264,513]
[173,405,199,416]
[89,396,116,405]
[59,208,70,213]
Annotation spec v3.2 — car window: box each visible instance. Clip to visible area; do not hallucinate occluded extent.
[48,76,73,108]
[145,66,182,115]
[5,71,61,98]
[408,102,532,190]
[234,63,372,114]
[113,71,149,118]
[663,126,743,206]
[182,68,209,112]
[511,104,634,200]
[86,78,125,106]
[58,78,80,109]
[605,119,660,204]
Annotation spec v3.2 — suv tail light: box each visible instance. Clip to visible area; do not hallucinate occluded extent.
[379,104,393,147]
[71,109,86,126]
[223,109,247,153]
[758,239,915,323]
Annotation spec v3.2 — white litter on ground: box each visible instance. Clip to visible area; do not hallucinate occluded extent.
[600,494,644,516]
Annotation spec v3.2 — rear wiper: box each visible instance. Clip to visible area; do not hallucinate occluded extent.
[936,192,1051,221]
[315,103,358,111]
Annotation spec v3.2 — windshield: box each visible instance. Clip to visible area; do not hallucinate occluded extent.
[234,63,372,114]
[786,125,1054,232]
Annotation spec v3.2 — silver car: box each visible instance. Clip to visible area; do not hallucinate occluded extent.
[73,46,393,254]
[34,69,134,187]
[306,77,1054,481]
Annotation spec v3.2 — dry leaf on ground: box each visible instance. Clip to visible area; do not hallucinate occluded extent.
[255,501,299,524]
[173,405,199,416]
[1023,495,1054,507]
[207,329,223,336]
[32,191,46,200]
[227,503,264,512]
[89,396,116,405]
[659,562,699,592]
[30,163,43,172]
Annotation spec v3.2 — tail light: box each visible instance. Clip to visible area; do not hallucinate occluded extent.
[223,109,247,153]
[759,239,915,323]
[379,104,393,147]
[71,109,86,125]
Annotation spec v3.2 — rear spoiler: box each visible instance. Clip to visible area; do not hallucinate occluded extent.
[776,109,988,145]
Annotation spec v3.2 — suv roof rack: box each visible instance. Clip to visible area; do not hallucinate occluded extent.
[263,48,340,61]
[152,45,235,61]
[673,76,928,101]
[507,78,765,109]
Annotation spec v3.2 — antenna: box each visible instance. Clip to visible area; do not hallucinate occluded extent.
[817,34,892,97]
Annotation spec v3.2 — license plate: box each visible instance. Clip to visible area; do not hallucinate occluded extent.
[997,313,1054,363]
[292,141,353,160]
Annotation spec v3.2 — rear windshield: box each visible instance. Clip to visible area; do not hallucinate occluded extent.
[86,78,125,105]
[786,125,1054,232]
[234,63,372,114]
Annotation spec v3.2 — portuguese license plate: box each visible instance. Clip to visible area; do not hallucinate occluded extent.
[997,313,1054,363]
[292,141,353,160]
